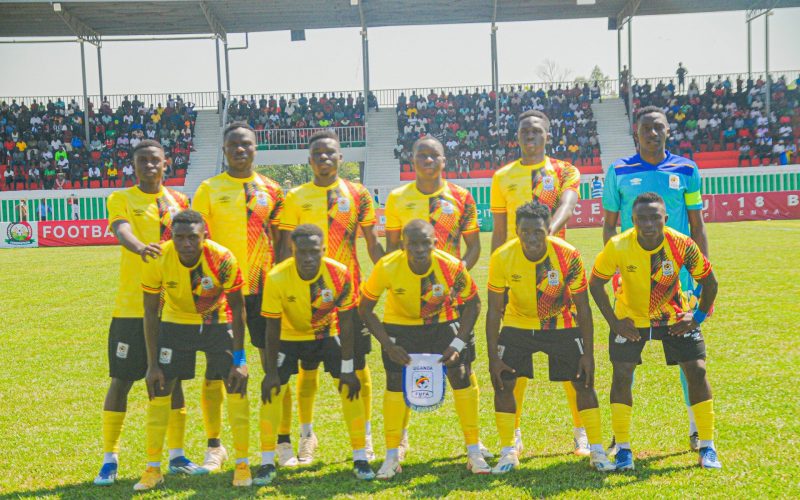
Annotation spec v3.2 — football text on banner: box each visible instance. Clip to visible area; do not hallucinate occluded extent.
[568,199,604,228]
[0,221,39,248]
[38,219,117,247]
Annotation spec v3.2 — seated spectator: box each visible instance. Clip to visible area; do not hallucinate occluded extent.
[27,165,41,189]
[88,165,102,188]
[738,141,753,166]
[54,172,67,190]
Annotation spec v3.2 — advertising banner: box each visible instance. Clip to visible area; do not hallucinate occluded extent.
[709,191,800,223]
[38,219,117,247]
[0,221,39,248]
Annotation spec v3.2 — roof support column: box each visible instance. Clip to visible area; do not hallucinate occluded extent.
[96,44,104,100]
[361,28,370,123]
[224,40,231,96]
[216,38,223,124]
[747,20,752,79]
[627,19,633,135]
[491,24,499,129]
[765,12,770,117]
[80,41,91,145]
[617,27,622,95]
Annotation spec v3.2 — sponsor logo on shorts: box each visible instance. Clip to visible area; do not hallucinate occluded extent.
[614,335,627,344]
[277,352,286,367]
[159,347,173,364]
[497,345,506,359]
[116,342,129,359]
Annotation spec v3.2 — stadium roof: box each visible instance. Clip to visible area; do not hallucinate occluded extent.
[3,0,800,39]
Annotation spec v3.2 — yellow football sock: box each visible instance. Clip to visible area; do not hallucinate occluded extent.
[260,386,285,452]
[356,366,373,423]
[495,412,516,449]
[691,399,715,441]
[145,396,171,463]
[297,367,319,426]
[227,393,250,460]
[513,377,528,429]
[611,403,633,445]
[201,379,225,440]
[278,385,293,436]
[401,406,411,431]
[469,371,480,397]
[166,407,187,450]
[339,386,366,450]
[579,408,603,446]
[563,381,583,428]
[453,385,480,447]
[384,390,406,449]
[102,410,125,454]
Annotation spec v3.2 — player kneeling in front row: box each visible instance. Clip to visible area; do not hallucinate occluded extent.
[486,202,614,473]
[589,192,721,470]
[257,224,374,485]
[136,209,251,490]
[359,219,490,479]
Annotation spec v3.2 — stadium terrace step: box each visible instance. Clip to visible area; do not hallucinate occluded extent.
[363,109,402,186]
[182,110,223,196]
[593,98,635,171]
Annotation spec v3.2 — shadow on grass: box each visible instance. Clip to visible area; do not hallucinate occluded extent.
[6,450,699,499]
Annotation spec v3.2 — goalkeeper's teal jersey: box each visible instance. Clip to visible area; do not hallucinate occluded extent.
[602,151,703,235]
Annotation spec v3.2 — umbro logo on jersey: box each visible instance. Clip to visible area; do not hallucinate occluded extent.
[507,184,518,192]
[394,288,406,295]
[218,195,231,203]
[166,281,178,288]
[288,295,297,302]
[405,203,416,210]
[630,178,642,186]
[511,274,522,282]
[625,265,637,272]
[132,209,145,216]
[302,203,312,211]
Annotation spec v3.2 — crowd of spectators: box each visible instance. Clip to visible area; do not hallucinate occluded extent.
[226,92,378,147]
[624,73,800,166]
[1,94,196,191]
[394,83,603,177]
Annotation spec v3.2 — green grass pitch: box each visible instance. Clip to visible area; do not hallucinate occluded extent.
[2,221,798,498]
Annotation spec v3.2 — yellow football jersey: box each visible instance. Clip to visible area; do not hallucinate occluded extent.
[279,178,375,283]
[361,249,478,326]
[261,257,355,341]
[488,237,587,330]
[193,171,283,296]
[141,239,244,325]
[107,186,189,318]
[384,181,478,258]
[592,227,712,328]
[490,156,580,240]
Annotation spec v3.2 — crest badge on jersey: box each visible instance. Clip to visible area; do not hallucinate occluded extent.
[547,270,560,286]
[542,176,555,191]
[440,200,454,215]
[321,289,334,303]
[200,276,214,289]
[337,196,350,212]
[431,284,444,297]
[669,174,680,190]
[256,191,269,206]
[662,260,675,276]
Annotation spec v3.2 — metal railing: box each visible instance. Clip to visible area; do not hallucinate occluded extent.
[255,126,366,150]
[2,70,796,113]
[215,91,231,175]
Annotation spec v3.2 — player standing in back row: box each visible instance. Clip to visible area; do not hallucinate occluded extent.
[490,110,588,456]
[193,121,289,470]
[278,130,384,463]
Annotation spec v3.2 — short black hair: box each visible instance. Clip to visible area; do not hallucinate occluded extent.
[223,121,255,140]
[291,223,324,243]
[518,110,551,131]
[632,191,665,209]
[635,105,667,122]
[172,209,205,227]
[131,139,164,158]
[515,201,552,225]
[308,129,340,148]
[412,135,444,154]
